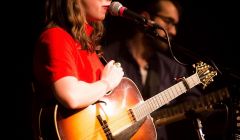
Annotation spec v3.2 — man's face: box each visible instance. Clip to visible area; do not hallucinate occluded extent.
[152,0,179,51]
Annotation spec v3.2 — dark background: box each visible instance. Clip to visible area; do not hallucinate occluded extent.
[14,0,240,139]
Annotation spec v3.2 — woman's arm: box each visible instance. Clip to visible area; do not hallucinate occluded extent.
[53,60,124,109]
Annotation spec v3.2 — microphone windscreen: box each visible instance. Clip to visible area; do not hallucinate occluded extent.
[109,2,123,16]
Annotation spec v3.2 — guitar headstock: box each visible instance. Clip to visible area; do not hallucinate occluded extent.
[193,61,218,89]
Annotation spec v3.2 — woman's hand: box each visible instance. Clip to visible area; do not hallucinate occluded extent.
[101,60,124,91]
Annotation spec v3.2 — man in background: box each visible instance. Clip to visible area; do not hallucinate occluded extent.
[101,0,205,139]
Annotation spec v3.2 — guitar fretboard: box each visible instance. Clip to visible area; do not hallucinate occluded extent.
[132,73,200,121]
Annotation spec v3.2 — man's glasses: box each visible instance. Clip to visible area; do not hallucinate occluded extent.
[153,14,177,27]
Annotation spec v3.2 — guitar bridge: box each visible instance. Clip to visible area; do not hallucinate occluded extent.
[129,108,137,121]
[97,115,113,140]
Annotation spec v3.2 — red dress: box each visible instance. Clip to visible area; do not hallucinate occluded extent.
[33,25,104,101]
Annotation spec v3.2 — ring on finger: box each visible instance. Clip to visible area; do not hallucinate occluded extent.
[114,62,121,68]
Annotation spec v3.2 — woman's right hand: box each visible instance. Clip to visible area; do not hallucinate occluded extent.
[101,60,124,91]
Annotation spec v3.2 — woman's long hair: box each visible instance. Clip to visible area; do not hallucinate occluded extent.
[44,0,104,52]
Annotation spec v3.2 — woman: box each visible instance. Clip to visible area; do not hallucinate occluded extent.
[32,0,124,139]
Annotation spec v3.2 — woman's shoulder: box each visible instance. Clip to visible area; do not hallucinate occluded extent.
[41,26,70,37]
[35,26,77,50]
[39,27,73,42]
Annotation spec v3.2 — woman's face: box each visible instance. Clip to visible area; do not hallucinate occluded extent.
[81,0,112,22]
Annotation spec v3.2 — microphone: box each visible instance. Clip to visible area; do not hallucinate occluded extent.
[109,1,163,30]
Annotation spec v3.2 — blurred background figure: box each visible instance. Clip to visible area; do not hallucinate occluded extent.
[101,0,204,139]
[100,0,234,139]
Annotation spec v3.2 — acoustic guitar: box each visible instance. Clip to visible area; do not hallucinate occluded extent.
[37,61,217,140]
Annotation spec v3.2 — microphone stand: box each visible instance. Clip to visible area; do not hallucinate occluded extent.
[185,110,205,140]
[142,24,240,85]
[194,118,205,140]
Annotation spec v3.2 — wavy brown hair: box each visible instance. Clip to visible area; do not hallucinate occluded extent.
[44,0,104,52]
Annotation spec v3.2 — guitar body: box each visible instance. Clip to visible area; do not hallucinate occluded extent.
[38,77,157,140]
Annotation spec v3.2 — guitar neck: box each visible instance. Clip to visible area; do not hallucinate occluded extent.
[155,87,230,120]
[132,73,200,121]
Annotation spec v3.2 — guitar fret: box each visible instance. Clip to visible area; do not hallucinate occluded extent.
[153,96,159,111]
[147,100,153,115]
[135,103,143,120]
[186,73,200,89]
[168,88,173,100]
[164,91,169,102]
[143,102,149,117]
[141,103,146,118]
[176,84,181,94]
[150,100,156,112]
[156,94,164,106]
[151,98,157,110]
[135,104,141,120]
[172,85,178,97]
[164,91,170,103]
[148,100,154,113]
[158,92,166,104]
[141,104,146,119]
[164,91,169,103]
[179,82,187,93]
[152,98,158,111]
[169,87,176,99]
